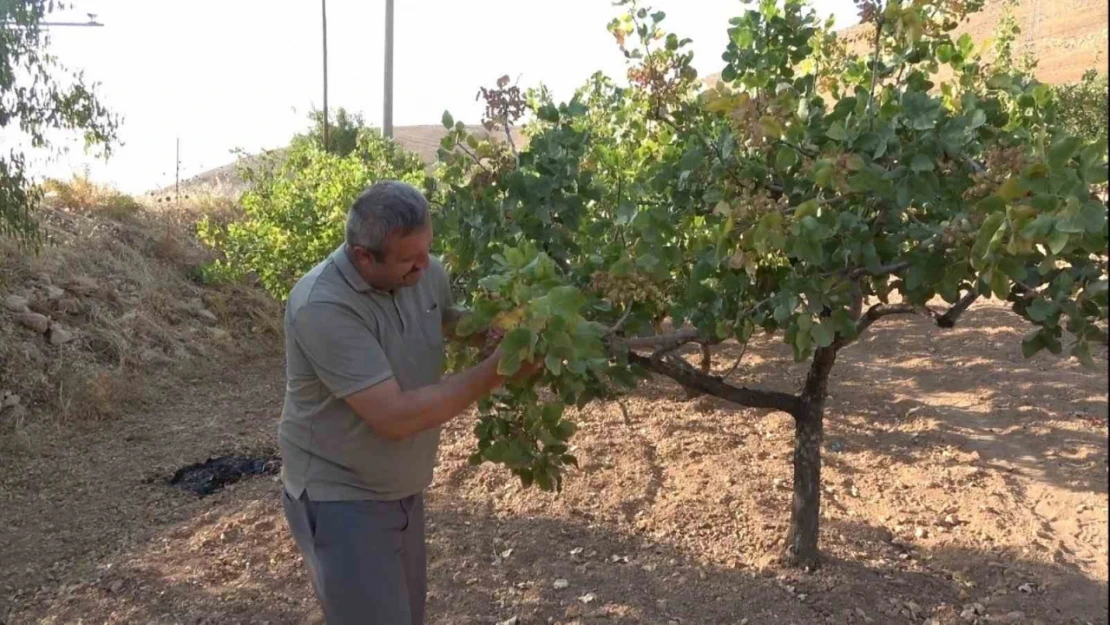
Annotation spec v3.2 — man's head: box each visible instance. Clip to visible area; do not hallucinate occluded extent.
[345,180,433,291]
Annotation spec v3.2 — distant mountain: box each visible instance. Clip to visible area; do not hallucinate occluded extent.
[149,124,525,200]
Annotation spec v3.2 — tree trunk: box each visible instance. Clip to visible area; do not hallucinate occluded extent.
[684,344,713,399]
[783,345,837,570]
[784,402,823,570]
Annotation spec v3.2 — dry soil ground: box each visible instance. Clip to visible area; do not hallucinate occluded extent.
[1,300,1107,625]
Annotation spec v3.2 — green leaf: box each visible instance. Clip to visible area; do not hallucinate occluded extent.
[811,320,836,348]
[986,74,1012,90]
[910,153,934,172]
[442,110,454,129]
[776,146,799,170]
[554,420,577,441]
[972,213,1007,260]
[497,350,522,376]
[541,402,564,425]
[988,267,1011,299]
[1073,340,1096,369]
[1080,202,1107,234]
[1046,230,1069,254]
[957,33,974,56]
[547,286,585,317]
[793,199,819,219]
[544,353,563,376]
[1021,330,1045,358]
[1048,136,1084,169]
[759,116,785,140]
[1025,299,1057,323]
[996,177,1025,201]
[826,121,847,141]
[501,327,537,358]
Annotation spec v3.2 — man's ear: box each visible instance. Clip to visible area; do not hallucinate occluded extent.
[351,245,378,267]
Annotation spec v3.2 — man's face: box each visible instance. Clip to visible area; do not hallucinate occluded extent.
[352,224,433,291]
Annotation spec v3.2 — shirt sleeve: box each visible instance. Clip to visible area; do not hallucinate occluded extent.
[289,303,394,398]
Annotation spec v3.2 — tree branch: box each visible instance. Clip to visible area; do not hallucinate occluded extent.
[503,121,519,164]
[618,327,703,352]
[628,352,801,415]
[846,260,910,280]
[458,143,492,174]
[936,290,979,328]
[606,305,635,337]
[865,9,886,127]
[776,139,818,159]
[842,291,980,347]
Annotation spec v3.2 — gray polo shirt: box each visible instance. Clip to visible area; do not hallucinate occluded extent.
[279,244,451,501]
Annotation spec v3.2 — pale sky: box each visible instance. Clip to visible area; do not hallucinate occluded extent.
[22,0,859,194]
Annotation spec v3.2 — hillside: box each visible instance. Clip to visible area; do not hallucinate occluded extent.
[703,0,1107,91]
[837,0,1108,85]
[0,186,281,442]
[151,124,526,201]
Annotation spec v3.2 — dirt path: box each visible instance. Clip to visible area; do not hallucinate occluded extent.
[1,301,1107,625]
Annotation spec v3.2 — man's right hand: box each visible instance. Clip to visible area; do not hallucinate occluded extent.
[488,342,544,383]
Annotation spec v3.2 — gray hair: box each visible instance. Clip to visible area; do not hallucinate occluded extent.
[345,180,430,256]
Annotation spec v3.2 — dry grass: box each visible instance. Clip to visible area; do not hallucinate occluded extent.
[0,178,281,442]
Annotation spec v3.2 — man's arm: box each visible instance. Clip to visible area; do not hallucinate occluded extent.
[343,351,506,441]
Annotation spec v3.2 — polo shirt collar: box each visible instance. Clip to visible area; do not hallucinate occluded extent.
[332,244,383,294]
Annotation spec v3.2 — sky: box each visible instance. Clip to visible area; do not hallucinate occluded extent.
[20,0,860,194]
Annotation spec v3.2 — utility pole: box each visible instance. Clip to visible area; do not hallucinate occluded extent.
[383,0,394,138]
[175,137,181,204]
[322,0,330,152]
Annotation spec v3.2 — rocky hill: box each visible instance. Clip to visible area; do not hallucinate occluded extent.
[0,186,281,442]
[838,0,1106,84]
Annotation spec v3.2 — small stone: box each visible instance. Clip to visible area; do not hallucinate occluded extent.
[4,294,30,312]
[56,297,83,315]
[70,276,99,294]
[109,580,123,593]
[944,514,958,527]
[196,308,218,323]
[18,311,50,334]
[48,325,75,346]
[656,599,668,610]
[553,578,569,590]
[45,285,65,300]
[1017,583,1034,594]
[1,390,20,409]
[496,617,519,625]
[915,528,929,539]
[578,592,597,604]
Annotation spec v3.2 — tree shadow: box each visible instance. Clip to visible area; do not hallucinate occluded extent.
[624,304,1107,497]
[13,482,1108,625]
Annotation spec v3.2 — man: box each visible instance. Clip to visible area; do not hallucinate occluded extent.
[279,180,533,624]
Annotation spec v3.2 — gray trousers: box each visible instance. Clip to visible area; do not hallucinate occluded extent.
[282,489,427,625]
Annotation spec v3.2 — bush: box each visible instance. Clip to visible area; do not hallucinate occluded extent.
[1054,70,1109,154]
[42,174,142,218]
[197,126,427,300]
